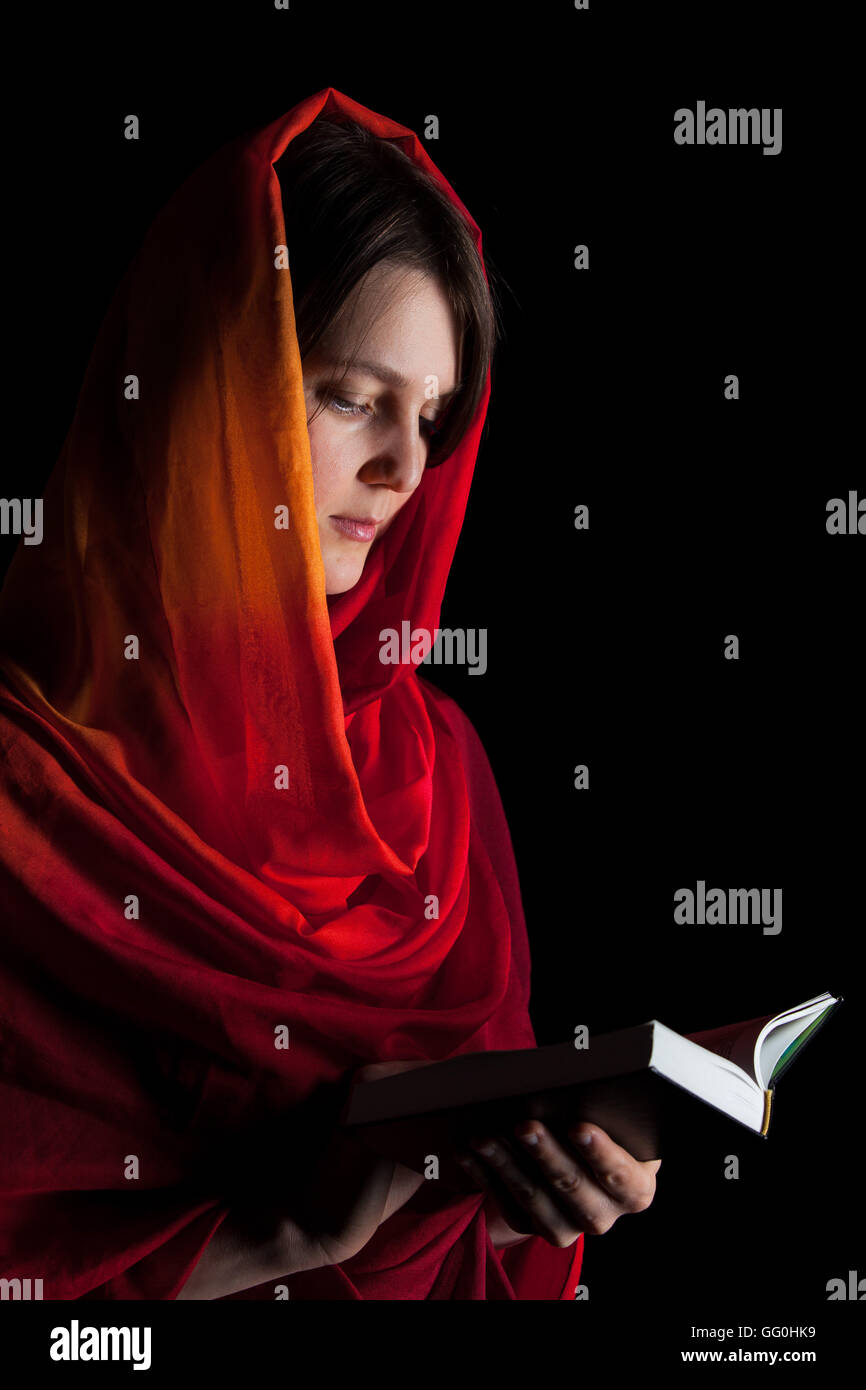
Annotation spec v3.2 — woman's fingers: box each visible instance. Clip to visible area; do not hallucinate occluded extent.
[462,1132,586,1246]
[461,1120,660,1242]
[506,1123,619,1235]
[562,1123,660,1214]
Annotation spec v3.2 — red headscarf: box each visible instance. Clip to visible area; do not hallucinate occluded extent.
[0,87,582,1299]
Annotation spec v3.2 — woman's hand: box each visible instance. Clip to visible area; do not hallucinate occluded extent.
[278,1127,418,1273]
[456,1120,660,1249]
[279,1060,431,1274]
[176,1061,432,1296]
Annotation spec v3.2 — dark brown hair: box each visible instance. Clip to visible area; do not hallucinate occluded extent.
[275,116,501,467]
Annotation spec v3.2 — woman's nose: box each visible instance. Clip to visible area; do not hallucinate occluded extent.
[362,416,426,492]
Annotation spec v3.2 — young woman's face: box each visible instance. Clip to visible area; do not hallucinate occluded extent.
[303,262,460,595]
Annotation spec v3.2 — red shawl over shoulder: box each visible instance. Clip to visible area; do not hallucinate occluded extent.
[0,87,582,1299]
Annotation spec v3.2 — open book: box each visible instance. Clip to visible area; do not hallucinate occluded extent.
[340,992,841,1188]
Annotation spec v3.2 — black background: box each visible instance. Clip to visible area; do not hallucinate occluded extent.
[3,0,861,1364]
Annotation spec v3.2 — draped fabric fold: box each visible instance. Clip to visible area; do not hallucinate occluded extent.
[0,86,582,1299]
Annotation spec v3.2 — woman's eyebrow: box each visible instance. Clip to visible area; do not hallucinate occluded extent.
[326,357,463,397]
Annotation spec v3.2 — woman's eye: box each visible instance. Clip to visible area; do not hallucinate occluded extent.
[326,392,441,438]
[327,395,369,417]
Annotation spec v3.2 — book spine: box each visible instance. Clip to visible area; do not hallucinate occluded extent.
[761,1088,773,1136]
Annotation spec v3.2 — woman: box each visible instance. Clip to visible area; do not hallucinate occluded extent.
[0,88,658,1300]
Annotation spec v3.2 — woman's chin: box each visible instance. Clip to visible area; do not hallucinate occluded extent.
[324,558,366,596]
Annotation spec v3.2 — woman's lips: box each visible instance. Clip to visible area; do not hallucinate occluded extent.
[330,515,382,542]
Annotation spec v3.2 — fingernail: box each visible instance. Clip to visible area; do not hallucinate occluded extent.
[469,1136,496,1157]
[578,1129,593,1146]
[516,1128,539,1146]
